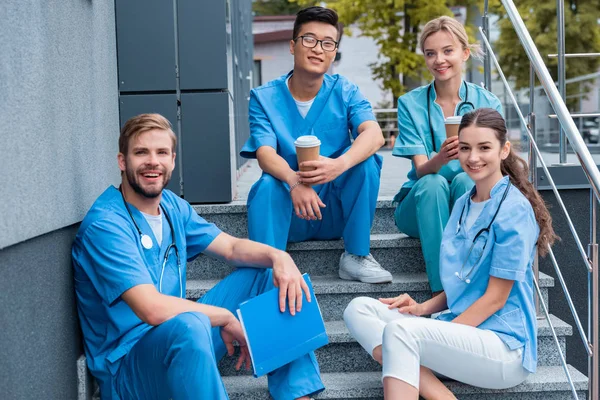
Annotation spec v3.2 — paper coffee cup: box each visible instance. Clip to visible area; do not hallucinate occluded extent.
[294,135,321,172]
[444,116,462,138]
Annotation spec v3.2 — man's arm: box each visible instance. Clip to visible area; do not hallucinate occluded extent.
[257,146,327,221]
[122,284,234,327]
[204,232,311,315]
[298,120,384,185]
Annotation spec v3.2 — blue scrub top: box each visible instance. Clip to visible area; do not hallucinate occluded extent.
[437,176,539,373]
[392,81,503,202]
[72,187,221,399]
[240,71,382,169]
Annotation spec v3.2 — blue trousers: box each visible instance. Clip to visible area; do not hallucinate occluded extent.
[114,268,324,400]
[247,154,381,256]
[394,173,473,292]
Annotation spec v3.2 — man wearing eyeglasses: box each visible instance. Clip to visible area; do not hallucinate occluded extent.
[241,6,392,284]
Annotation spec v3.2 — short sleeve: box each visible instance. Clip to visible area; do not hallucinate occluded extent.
[346,84,376,138]
[490,94,504,117]
[489,200,538,282]
[79,219,153,306]
[392,97,427,158]
[183,203,222,261]
[240,89,278,159]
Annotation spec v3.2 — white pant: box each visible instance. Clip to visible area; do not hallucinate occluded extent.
[343,297,530,390]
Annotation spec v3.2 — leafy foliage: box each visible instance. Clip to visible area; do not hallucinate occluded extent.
[489,0,600,108]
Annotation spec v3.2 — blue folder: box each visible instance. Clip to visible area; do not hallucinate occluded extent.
[236,273,329,377]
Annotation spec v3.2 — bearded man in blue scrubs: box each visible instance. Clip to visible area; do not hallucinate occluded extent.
[241,6,392,284]
[72,114,324,400]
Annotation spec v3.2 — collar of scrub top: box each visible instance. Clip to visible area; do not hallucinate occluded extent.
[118,186,183,298]
[454,178,512,283]
[427,80,475,153]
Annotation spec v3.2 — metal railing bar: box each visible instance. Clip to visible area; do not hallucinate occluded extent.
[548,53,600,58]
[372,109,398,113]
[557,0,567,163]
[483,0,492,90]
[547,245,592,355]
[533,278,580,399]
[500,0,600,201]
[479,26,594,274]
[549,113,600,119]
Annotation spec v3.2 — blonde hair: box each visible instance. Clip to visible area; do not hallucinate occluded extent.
[419,16,483,60]
[119,113,177,155]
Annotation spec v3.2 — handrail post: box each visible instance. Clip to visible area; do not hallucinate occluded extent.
[483,0,492,90]
[557,0,568,163]
[528,63,543,319]
[590,193,598,400]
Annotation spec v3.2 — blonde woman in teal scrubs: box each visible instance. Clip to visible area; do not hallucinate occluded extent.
[392,16,503,294]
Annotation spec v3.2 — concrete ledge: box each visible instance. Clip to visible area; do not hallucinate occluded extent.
[222,366,587,399]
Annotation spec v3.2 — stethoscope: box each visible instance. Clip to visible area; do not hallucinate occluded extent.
[427,81,475,153]
[454,181,512,284]
[120,188,183,298]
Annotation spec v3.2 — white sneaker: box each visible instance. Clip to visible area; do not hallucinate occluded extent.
[338,252,393,283]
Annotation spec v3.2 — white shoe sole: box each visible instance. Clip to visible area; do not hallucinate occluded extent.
[339,270,393,284]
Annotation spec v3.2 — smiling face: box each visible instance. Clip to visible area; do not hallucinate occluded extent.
[290,21,338,76]
[458,124,510,185]
[118,129,176,199]
[422,30,470,83]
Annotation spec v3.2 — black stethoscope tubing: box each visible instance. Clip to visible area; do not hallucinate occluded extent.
[455,181,512,283]
[120,188,183,298]
[427,81,475,153]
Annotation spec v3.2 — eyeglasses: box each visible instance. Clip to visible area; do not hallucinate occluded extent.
[294,35,338,52]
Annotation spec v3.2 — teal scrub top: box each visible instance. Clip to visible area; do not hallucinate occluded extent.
[392,81,503,202]
[240,71,382,169]
[437,176,539,373]
[72,187,221,399]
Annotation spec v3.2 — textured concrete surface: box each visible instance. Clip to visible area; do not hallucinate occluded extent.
[222,366,587,399]
[188,233,424,279]
[0,225,82,399]
[0,2,120,248]
[218,316,572,376]
[194,197,399,238]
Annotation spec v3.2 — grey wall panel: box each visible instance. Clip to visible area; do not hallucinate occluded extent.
[0,2,120,249]
[119,94,181,195]
[180,92,232,203]
[177,0,227,90]
[115,0,176,92]
[0,225,81,400]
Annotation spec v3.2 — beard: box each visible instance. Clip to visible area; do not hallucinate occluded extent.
[125,165,172,199]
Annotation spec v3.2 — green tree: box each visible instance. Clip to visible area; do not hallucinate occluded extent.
[294,0,480,102]
[253,0,307,16]
[490,0,600,109]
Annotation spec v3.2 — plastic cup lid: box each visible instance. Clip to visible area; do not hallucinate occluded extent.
[294,135,321,148]
[445,116,463,124]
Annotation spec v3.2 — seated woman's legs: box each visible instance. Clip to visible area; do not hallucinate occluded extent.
[394,174,450,293]
[381,317,528,398]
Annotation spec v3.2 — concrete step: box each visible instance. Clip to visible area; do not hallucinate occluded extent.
[222,366,588,399]
[188,233,423,280]
[193,197,397,239]
[186,272,554,322]
[217,314,572,376]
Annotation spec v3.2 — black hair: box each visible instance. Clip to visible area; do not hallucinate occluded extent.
[293,6,339,40]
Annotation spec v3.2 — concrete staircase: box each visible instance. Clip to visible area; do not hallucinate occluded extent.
[193,197,589,399]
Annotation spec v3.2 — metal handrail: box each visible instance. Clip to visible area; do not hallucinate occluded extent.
[500,0,600,201]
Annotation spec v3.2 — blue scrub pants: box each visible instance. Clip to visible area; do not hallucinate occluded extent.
[393,173,473,292]
[114,268,324,400]
[247,154,381,256]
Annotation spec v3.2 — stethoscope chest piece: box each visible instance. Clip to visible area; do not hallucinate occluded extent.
[141,234,153,250]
